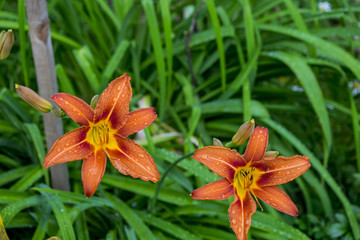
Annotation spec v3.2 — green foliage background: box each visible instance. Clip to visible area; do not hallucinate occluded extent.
[1,0,360,239]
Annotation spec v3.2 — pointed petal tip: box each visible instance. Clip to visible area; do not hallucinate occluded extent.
[84,192,93,198]
[133,174,160,183]
[94,74,132,128]
[107,136,161,183]
[191,178,234,200]
[43,127,92,169]
[43,162,49,169]
[84,187,97,198]
[243,126,269,163]
[149,175,160,183]
[117,107,157,137]
[253,186,299,216]
[50,93,94,125]
[82,150,106,200]
[193,146,246,180]
[293,208,299,216]
[43,156,56,169]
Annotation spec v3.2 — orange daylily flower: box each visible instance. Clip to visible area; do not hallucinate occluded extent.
[44,73,160,197]
[191,126,310,240]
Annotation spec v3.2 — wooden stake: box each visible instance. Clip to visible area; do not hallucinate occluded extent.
[26,0,70,191]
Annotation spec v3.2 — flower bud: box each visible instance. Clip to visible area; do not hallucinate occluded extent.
[213,138,223,147]
[90,94,100,109]
[264,151,279,158]
[15,84,52,113]
[0,29,14,60]
[231,119,255,146]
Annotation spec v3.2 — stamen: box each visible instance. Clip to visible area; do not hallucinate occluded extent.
[91,122,110,146]
[249,188,263,211]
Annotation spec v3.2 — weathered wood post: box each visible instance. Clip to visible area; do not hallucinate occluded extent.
[26,0,70,191]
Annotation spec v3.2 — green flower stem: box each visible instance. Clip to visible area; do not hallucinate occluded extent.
[150,152,194,214]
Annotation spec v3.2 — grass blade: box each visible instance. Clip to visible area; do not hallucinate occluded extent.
[263,51,332,168]
[258,24,360,81]
[160,0,173,106]
[1,195,41,226]
[261,118,360,240]
[206,0,226,92]
[101,40,130,90]
[17,0,29,87]
[105,193,157,240]
[36,184,76,240]
[141,0,166,122]
[24,123,49,186]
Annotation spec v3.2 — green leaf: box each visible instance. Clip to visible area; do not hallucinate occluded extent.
[258,24,360,81]
[0,154,20,168]
[17,0,29,87]
[10,165,42,191]
[0,189,33,204]
[160,0,173,106]
[206,0,226,92]
[154,148,218,183]
[262,51,332,167]
[56,64,76,95]
[73,46,100,92]
[36,185,76,240]
[0,195,42,226]
[142,0,166,122]
[261,118,360,240]
[32,204,51,240]
[105,193,157,240]
[101,40,130,90]
[102,174,193,206]
[252,212,310,240]
[137,211,200,240]
[24,123,49,186]
[0,165,36,187]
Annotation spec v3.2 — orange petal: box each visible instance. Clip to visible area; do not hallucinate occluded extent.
[252,186,298,216]
[254,155,310,187]
[51,93,94,126]
[243,126,268,163]
[105,135,160,182]
[191,178,234,200]
[94,74,132,129]
[43,127,93,168]
[193,146,246,181]
[229,192,257,240]
[82,149,107,198]
[117,107,157,137]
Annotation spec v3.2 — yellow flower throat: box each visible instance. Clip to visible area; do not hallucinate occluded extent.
[91,122,109,145]
[234,167,255,191]
[233,165,263,210]
[87,121,117,150]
